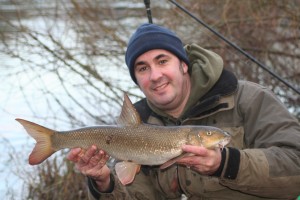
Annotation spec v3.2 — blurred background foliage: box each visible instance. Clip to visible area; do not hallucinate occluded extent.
[0,0,299,198]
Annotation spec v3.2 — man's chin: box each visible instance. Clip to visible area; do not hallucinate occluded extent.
[151,96,174,107]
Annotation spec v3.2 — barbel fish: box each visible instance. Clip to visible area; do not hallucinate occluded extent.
[16,94,231,185]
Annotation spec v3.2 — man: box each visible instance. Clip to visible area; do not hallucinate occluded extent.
[68,23,300,199]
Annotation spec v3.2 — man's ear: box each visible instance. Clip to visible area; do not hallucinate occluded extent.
[180,61,189,74]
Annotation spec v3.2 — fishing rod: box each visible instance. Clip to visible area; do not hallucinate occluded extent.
[144,0,153,23]
[168,0,300,96]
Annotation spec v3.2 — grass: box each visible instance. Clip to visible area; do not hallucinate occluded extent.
[25,156,87,199]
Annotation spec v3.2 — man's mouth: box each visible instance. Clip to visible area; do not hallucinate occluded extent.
[153,82,168,91]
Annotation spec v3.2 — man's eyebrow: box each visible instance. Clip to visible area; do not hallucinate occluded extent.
[154,54,170,60]
[134,61,146,68]
[134,53,171,68]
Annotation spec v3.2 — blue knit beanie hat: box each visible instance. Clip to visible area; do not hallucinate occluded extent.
[125,23,190,84]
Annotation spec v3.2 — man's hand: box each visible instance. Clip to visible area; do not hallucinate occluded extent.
[67,145,111,192]
[176,145,222,175]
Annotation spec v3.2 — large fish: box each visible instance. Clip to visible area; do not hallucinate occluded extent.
[16,94,231,185]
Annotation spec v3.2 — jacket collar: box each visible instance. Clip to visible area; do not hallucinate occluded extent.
[157,69,238,125]
[182,69,238,120]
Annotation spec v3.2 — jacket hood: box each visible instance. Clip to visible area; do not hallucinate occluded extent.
[183,44,224,114]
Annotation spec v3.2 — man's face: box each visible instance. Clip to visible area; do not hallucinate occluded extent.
[134,49,190,114]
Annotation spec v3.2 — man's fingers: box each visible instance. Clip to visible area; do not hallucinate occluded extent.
[94,155,110,171]
[87,150,105,166]
[182,145,208,156]
[68,145,110,173]
[79,145,97,164]
[176,156,199,165]
[67,147,83,161]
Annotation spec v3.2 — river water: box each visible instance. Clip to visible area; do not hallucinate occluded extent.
[0,54,33,198]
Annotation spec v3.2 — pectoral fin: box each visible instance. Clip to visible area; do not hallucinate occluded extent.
[160,153,194,169]
[115,161,140,185]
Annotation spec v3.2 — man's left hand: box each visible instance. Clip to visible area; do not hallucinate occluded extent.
[176,145,222,175]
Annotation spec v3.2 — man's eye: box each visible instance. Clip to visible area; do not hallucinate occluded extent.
[138,66,148,72]
[159,60,167,65]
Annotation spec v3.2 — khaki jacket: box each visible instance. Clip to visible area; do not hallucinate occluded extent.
[88,45,300,200]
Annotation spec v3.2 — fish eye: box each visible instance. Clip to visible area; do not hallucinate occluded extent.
[206,131,212,136]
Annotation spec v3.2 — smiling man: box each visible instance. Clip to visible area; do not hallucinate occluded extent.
[68,23,300,199]
[134,49,191,117]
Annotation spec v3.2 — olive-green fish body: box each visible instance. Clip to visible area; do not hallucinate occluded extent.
[51,125,225,165]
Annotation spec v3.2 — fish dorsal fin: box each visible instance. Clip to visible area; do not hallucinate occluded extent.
[117,93,141,126]
[115,161,140,185]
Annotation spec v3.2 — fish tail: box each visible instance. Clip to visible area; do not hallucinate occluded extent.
[15,118,56,165]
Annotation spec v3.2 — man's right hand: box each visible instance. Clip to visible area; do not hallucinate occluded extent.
[67,145,112,192]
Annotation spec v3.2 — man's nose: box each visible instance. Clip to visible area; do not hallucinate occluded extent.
[149,66,162,81]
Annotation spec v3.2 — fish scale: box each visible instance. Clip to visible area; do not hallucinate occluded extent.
[51,125,191,165]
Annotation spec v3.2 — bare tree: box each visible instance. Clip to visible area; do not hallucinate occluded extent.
[1,0,299,125]
[159,0,300,117]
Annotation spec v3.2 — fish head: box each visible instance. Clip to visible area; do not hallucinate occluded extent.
[188,127,231,149]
